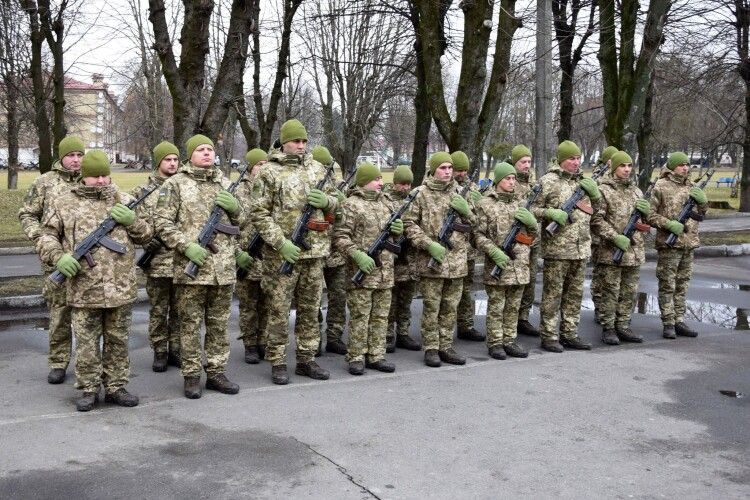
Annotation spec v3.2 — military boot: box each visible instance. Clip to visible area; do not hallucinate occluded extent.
[503,342,529,358]
[385,336,396,353]
[541,340,564,353]
[47,368,66,384]
[601,328,620,346]
[616,327,643,343]
[396,334,422,351]
[105,388,139,407]
[488,345,507,360]
[438,348,466,365]
[257,344,266,360]
[662,325,676,339]
[457,327,485,342]
[206,373,240,394]
[167,350,181,368]
[295,361,330,380]
[152,351,168,372]
[517,320,540,337]
[184,376,202,399]
[76,391,98,412]
[325,339,348,355]
[560,336,592,350]
[675,322,698,337]
[366,359,395,373]
[244,346,260,364]
[272,364,289,385]
[424,349,441,367]
[348,361,365,375]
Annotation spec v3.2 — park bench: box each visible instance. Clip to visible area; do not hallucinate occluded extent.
[715,177,734,187]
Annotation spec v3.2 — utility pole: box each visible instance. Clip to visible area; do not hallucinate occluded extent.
[534,0,553,178]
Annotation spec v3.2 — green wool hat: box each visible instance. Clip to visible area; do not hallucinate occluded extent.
[186,134,214,159]
[429,152,453,173]
[152,141,179,168]
[511,144,532,165]
[393,165,414,185]
[312,145,332,165]
[609,151,633,173]
[450,151,470,172]
[80,150,110,178]
[600,146,618,165]
[667,151,689,171]
[557,140,582,164]
[493,162,516,185]
[245,148,267,167]
[355,161,381,187]
[58,135,85,160]
[280,119,308,144]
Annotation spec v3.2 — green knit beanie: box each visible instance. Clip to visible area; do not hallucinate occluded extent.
[667,151,689,171]
[355,161,381,187]
[393,165,414,185]
[244,148,267,168]
[58,135,85,161]
[600,146,618,165]
[80,150,110,178]
[609,151,633,174]
[557,140,582,164]
[450,151,470,172]
[280,119,308,144]
[429,152,453,173]
[511,144,532,165]
[186,134,214,159]
[493,162,516,185]
[152,141,179,169]
[312,145,332,165]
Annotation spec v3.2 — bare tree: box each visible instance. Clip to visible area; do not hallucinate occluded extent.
[732,0,750,210]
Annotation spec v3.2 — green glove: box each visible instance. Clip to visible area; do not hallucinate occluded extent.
[184,243,208,266]
[665,220,684,236]
[543,208,568,226]
[110,203,135,226]
[635,199,651,216]
[235,250,253,271]
[449,194,470,217]
[488,246,510,269]
[427,241,446,263]
[689,187,707,205]
[307,188,329,209]
[514,207,537,228]
[215,191,239,215]
[336,190,346,203]
[56,253,81,278]
[279,239,301,264]
[612,234,631,251]
[470,190,482,203]
[578,178,601,200]
[389,219,404,235]
[352,250,376,274]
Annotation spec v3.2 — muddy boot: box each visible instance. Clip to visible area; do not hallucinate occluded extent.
[105,388,139,407]
[503,342,529,358]
[184,376,202,399]
[396,334,422,351]
[244,346,260,364]
[47,368,66,384]
[675,322,698,338]
[295,360,330,380]
[438,348,466,365]
[616,327,643,343]
[601,328,620,346]
[167,351,181,368]
[206,373,239,394]
[517,320,540,337]
[348,361,365,375]
[366,359,395,373]
[385,336,396,353]
[325,339,348,355]
[560,336,592,350]
[152,351,168,372]
[488,345,507,360]
[457,327,485,342]
[76,391,98,412]
[272,364,289,385]
[541,340,564,353]
[424,349,441,367]
[662,325,676,339]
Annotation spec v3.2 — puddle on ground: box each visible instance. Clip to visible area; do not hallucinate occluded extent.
[0,316,49,333]
[707,283,750,291]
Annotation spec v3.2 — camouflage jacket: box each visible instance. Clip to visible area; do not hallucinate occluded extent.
[474,190,534,286]
[647,171,706,250]
[384,186,416,282]
[131,174,173,278]
[403,178,474,279]
[18,162,80,272]
[153,163,245,285]
[590,168,610,247]
[334,188,395,289]
[37,184,152,308]
[591,176,646,266]
[249,152,338,260]
[531,165,600,260]
[325,167,347,268]
[235,174,263,281]
[455,175,482,259]
[514,171,540,248]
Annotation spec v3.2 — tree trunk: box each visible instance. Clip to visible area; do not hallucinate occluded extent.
[39,0,66,156]
[535,0,553,175]
[741,79,750,212]
[637,77,654,191]
[409,4,432,185]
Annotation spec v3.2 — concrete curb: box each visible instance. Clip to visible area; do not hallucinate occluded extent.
[0,288,149,310]
[0,246,35,255]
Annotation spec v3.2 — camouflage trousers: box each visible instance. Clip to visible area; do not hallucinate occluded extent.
[599,265,640,330]
[72,305,132,393]
[175,284,233,377]
[145,276,179,354]
[539,259,586,342]
[346,287,391,363]
[419,277,463,351]
[262,256,324,366]
[388,278,416,338]
[236,279,268,348]
[319,264,347,343]
[42,278,72,370]
[656,248,694,326]
[590,244,603,317]
[456,259,476,331]
[518,244,539,321]
[486,284,524,348]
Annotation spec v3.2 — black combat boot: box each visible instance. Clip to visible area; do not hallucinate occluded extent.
[325,339,348,355]
[503,342,529,358]
[76,391,98,412]
[295,361,330,380]
[601,328,620,346]
[152,351,168,372]
[424,349,441,367]
[257,344,266,360]
[457,327,485,342]
[675,322,698,338]
[366,359,396,373]
[616,327,643,343]
[438,348,466,365]
[517,319,540,337]
[167,350,181,368]
[105,388,139,407]
[47,368,66,384]
[662,325,676,339]
[272,364,289,385]
[244,346,260,364]
[184,376,202,399]
[348,361,365,375]
[206,373,239,394]
[541,340,564,353]
[560,336,592,350]
[385,336,396,353]
[396,334,422,351]
[488,345,507,360]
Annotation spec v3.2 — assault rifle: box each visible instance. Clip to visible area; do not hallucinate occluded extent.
[544,164,607,236]
[665,168,713,248]
[135,235,166,270]
[612,175,658,265]
[184,166,249,279]
[351,190,418,286]
[49,184,159,284]
[235,231,264,279]
[337,164,356,192]
[490,184,542,280]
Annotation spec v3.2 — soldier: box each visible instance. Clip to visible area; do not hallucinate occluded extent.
[532,140,601,352]
[647,151,707,339]
[132,141,181,372]
[591,151,649,345]
[384,165,421,352]
[249,119,339,385]
[334,162,402,374]
[154,134,243,399]
[37,150,152,411]
[474,162,537,359]
[403,152,473,367]
[19,135,83,384]
[235,148,269,364]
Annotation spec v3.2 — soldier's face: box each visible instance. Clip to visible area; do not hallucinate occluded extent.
[158,154,179,177]
[282,139,307,155]
[191,144,215,168]
[393,182,411,193]
[82,175,111,186]
[251,160,267,177]
[673,163,689,176]
[496,175,516,193]
[515,157,531,173]
[62,151,84,172]
[614,163,632,180]
[364,176,383,192]
[560,155,581,173]
[434,163,453,182]
[453,170,467,181]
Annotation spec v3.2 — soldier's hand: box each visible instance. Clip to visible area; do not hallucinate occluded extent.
[336,190,346,203]
[389,219,404,235]
[665,220,684,236]
[612,234,631,252]
[236,250,253,271]
[427,241,446,263]
[110,203,135,226]
[56,253,81,278]
[578,178,601,200]
[307,188,329,209]
[352,250,376,274]
[543,208,568,226]
[635,199,651,216]
[470,190,482,203]
[689,187,707,205]
[184,243,208,266]
[514,207,537,228]
[488,246,510,269]
[279,239,301,264]
[449,194,470,217]
[215,190,240,215]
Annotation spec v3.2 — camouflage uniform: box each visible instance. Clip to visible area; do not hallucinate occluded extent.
[454,176,482,333]
[531,165,600,341]
[384,186,417,339]
[320,168,348,345]
[333,188,395,363]
[249,152,338,366]
[590,167,610,321]
[647,171,706,326]
[37,184,152,393]
[18,161,78,370]
[403,178,473,351]
[591,176,646,330]
[515,170,539,322]
[153,163,244,378]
